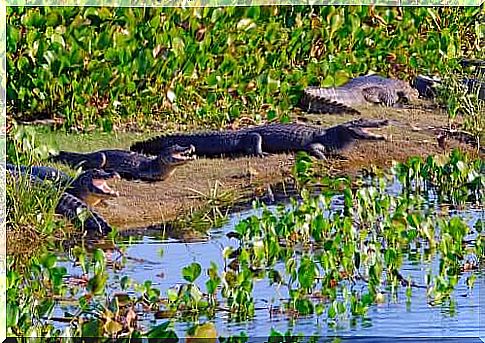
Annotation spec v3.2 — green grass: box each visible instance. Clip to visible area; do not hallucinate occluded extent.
[33,126,151,153]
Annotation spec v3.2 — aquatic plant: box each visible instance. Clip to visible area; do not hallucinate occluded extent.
[392,148,484,205]
[7,7,483,130]
[5,133,483,338]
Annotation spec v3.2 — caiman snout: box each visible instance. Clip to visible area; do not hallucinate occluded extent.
[83,169,121,198]
[168,144,197,162]
[345,119,389,140]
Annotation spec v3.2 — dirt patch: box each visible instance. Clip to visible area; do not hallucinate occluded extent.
[91,104,481,235]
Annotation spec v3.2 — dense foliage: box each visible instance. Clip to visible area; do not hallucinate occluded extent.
[7,6,484,129]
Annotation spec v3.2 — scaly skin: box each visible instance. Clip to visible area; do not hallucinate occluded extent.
[6,165,115,235]
[55,192,112,236]
[50,144,196,182]
[130,118,389,160]
[300,75,419,114]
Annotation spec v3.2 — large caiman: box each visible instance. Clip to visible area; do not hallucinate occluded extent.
[130,118,389,160]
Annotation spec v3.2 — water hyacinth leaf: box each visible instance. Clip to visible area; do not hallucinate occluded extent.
[87,272,108,295]
[295,297,314,315]
[81,319,103,337]
[146,321,178,340]
[40,253,57,269]
[297,256,318,290]
[104,318,123,335]
[182,262,202,283]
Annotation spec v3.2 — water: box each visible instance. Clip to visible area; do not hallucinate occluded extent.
[55,199,485,340]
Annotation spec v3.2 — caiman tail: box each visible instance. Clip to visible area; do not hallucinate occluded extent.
[50,151,106,169]
[300,87,361,115]
[56,192,112,235]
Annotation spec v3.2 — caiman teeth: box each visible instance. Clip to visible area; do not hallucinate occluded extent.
[92,178,119,197]
[174,145,196,160]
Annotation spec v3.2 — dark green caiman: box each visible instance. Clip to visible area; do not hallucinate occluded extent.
[7,164,119,235]
[300,75,419,114]
[130,118,389,159]
[50,144,195,182]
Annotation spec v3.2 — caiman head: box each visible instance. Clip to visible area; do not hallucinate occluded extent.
[396,80,420,105]
[154,144,196,181]
[343,118,389,140]
[313,119,389,156]
[69,169,120,206]
[159,144,196,165]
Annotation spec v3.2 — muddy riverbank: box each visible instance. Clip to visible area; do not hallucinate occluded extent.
[92,104,481,235]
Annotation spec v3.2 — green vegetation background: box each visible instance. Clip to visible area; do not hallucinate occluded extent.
[7,6,485,129]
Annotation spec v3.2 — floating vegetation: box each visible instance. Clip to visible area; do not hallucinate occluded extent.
[6,149,484,339]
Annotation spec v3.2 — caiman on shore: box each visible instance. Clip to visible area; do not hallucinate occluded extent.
[130,118,389,160]
[9,164,120,206]
[49,144,196,182]
[300,75,419,114]
[413,74,485,100]
[7,164,120,235]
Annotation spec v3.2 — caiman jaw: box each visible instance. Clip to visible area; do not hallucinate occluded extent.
[171,144,196,163]
[90,171,121,198]
[349,127,386,140]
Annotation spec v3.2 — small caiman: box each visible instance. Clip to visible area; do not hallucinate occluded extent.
[49,144,196,182]
[6,164,119,235]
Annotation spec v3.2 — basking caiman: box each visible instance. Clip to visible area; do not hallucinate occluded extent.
[7,164,120,206]
[49,144,196,182]
[6,164,120,235]
[300,75,419,114]
[129,118,389,160]
[413,74,485,100]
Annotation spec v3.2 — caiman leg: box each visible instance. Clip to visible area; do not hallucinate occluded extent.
[361,86,399,107]
[239,133,265,157]
[361,86,387,104]
[305,143,327,160]
[56,193,112,236]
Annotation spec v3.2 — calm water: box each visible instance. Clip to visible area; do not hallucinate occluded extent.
[55,197,485,340]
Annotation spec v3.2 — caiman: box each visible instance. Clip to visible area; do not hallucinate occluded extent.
[6,163,120,235]
[7,163,120,206]
[300,75,419,114]
[49,144,196,182]
[413,74,485,100]
[129,118,389,160]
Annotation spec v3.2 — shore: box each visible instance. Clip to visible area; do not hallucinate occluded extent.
[86,103,481,236]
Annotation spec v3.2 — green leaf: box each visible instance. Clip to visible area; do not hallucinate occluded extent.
[6,303,19,328]
[87,272,108,295]
[147,321,178,340]
[40,253,57,269]
[182,262,202,283]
